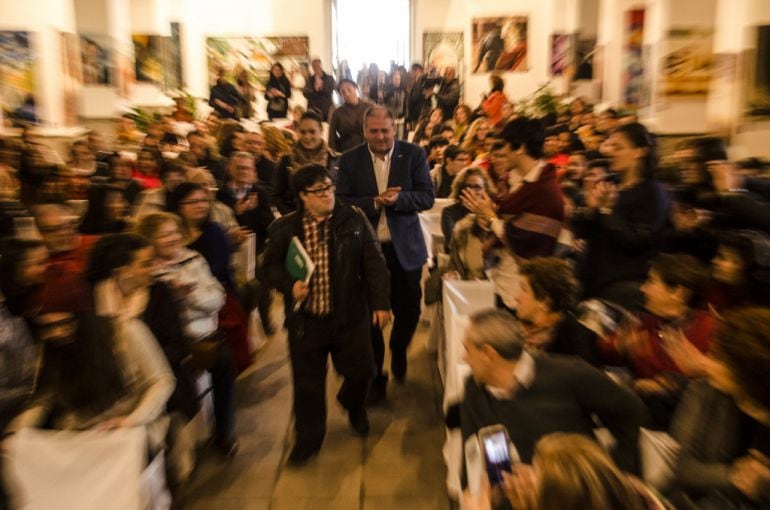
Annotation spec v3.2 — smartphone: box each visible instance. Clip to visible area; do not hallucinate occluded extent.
[479,425,519,485]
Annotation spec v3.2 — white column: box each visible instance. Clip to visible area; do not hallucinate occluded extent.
[0,0,78,126]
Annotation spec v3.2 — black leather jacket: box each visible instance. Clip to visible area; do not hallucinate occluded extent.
[260,202,390,328]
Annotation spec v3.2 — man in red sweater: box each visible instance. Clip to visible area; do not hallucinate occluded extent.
[461,117,565,309]
[32,203,96,308]
[598,253,716,428]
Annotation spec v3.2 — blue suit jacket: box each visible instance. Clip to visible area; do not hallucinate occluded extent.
[336,141,434,271]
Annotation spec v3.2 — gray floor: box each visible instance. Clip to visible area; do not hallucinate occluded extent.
[181,320,451,510]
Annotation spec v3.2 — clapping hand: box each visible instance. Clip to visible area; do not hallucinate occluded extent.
[586,181,618,210]
[234,193,258,215]
[660,326,711,377]
[461,188,496,222]
[375,187,401,207]
[731,450,770,502]
[707,160,741,193]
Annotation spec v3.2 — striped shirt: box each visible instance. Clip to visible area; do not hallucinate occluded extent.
[302,212,332,315]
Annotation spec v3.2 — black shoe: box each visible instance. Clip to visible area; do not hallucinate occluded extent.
[215,437,239,458]
[366,375,388,406]
[288,442,321,466]
[348,407,370,436]
[391,350,407,381]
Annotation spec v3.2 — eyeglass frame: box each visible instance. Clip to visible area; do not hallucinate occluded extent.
[302,183,336,197]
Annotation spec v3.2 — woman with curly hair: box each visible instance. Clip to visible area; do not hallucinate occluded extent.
[461,117,492,160]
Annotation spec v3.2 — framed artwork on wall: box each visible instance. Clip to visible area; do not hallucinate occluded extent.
[551,33,575,76]
[471,16,528,74]
[132,34,165,86]
[206,36,310,89]
[0,31,35,112]
[80,34,112,86]
[423,31,464,78]
[659,27,713,101]
[622,8,645,108]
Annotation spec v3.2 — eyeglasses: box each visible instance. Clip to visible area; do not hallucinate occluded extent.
[179,198,209,206]
[304,183,335,197]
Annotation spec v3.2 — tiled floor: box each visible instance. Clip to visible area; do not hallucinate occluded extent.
[180,317,451,510]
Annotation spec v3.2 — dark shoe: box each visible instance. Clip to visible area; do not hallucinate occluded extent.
[391,349,407,381]
[348,407,370,436]
[288,442,321,466]
[366,375,388,406]
[215,437,239,458]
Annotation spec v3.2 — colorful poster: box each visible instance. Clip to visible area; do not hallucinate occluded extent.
[132,34,164,85]
[550,33,574,76]
[423,32,464,78]
[206,36,309,88]
[660,28,713,100]
[0,31,35,111]
[622,9,645,108]
[471,16,528,73]
[80,35,112,85]
[60,32,82,126]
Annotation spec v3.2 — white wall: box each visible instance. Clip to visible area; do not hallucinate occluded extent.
[413,0,555,107]
[579,0,599,38]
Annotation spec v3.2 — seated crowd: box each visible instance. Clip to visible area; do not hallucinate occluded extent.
[1,58,770,510]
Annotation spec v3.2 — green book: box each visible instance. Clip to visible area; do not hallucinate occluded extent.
[285,236,315,283]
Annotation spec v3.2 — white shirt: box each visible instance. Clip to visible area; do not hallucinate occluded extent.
[487,351,536,400]
[369,144,395,242]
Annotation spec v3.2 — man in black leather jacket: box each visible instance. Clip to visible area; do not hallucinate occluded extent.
[260,163,391,465]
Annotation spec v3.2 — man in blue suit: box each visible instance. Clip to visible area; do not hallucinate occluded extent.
[337,106,435,402]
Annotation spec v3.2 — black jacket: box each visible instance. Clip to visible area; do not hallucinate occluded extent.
[260,202,390,328]
[573,179,671,298]
[436,78,461,119]
[461,355,645,476]
[303,73,336,121]
[216,182,276,252]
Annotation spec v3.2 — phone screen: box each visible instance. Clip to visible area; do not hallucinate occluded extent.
[482,431,512,485]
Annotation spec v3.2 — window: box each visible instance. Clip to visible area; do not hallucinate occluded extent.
[332,0,410,78]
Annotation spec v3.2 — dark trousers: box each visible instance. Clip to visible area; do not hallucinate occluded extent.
[371,242,423,379]
[288,314,374,446]
[209,341,236,442]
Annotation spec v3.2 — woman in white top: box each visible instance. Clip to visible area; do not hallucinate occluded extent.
[7,301,174,453]
[136,212,238,457]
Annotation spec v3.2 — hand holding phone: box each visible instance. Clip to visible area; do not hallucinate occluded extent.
[479,425,519,486]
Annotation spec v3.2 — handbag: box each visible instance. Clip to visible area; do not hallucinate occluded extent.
[188,335,222,371]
